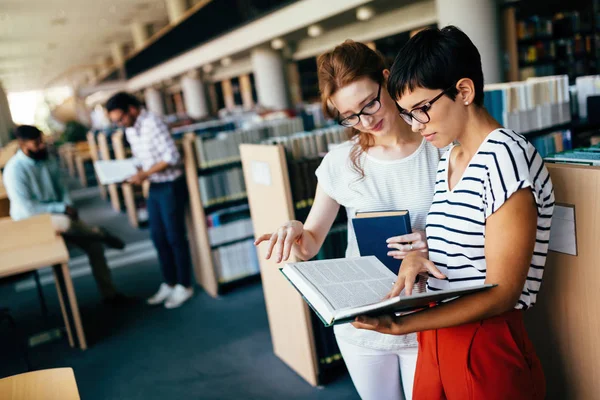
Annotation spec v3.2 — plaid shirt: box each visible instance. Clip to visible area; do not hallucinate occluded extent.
[125,109,182,183]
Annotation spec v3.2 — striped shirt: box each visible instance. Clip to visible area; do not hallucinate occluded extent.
[125,109,182,183]
[316,138,444,350]
[426,128,555,309]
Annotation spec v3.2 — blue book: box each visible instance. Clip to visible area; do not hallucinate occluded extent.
[352,210,411,274]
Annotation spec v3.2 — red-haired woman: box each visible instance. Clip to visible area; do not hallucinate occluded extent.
[255,40,444,400]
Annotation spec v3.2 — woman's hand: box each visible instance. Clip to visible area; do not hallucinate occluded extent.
[387,252,446,297]
[254,220,304,263]
[386,230,428,259]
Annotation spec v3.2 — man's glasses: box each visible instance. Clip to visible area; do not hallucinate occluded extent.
[399,85,455,126]
[337,84,382,128]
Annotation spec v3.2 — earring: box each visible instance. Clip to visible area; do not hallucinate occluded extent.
[464,101,469,105]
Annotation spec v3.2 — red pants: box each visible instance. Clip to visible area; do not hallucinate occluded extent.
[413,310,545,400]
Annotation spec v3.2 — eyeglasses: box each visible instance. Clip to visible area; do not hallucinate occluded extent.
[337,84,382,127]
[399,85,455,126]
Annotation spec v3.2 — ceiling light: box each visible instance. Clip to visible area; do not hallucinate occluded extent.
[202,64,213,73]
[220,57,232,67]
[356,6,374,21]
[271,38,285,50]
[307,24,323,38]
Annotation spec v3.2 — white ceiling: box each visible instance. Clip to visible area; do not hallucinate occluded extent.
[0,0,169,93]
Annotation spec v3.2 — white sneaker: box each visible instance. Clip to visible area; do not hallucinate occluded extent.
[147,283,175,305]
[164,284,194,309]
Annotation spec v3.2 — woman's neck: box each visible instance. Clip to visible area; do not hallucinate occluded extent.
[456,107,501,158]
[373,121,420,148]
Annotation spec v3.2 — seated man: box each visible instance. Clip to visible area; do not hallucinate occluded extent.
[3,125,129,305]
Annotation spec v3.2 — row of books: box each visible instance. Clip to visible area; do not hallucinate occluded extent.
[545,143,600,165]
[264,126,348,160]
[198,167,246,207]
[208,218,254,248]
[193,118,305,169]
[171,119,236,138]
[530,129,573,158]
[518,12,594,41]
[288,158,321,212]
[212,238,260,284]
[520,35,598,64]
[484,75,571,134]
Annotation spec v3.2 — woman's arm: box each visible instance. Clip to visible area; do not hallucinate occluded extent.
[255,184,341,263]
[353,188,538,334]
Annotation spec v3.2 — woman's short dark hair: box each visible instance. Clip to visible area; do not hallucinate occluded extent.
[388,25,485,106]
[14,125,42,141]
[105,92,141,113]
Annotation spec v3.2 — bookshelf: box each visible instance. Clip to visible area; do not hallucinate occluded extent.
[503,0,600,82]
[96,131,123,212]
[239,131,348,386]
[524,162,600,399]
[179,118,312,297]
[111,131,149,228]
[86,131,107,200]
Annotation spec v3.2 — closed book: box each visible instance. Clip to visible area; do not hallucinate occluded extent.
[352,210,411,274]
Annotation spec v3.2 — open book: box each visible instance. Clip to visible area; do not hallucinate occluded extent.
[281,256,495,327]
[93,159,139,185]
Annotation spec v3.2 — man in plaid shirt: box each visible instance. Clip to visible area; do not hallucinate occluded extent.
[107,92,194,309]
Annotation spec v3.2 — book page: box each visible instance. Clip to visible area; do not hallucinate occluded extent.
[290,257,396,312]
[94,159,138,185]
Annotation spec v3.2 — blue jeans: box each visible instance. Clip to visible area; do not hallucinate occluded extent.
[147,177,192,288]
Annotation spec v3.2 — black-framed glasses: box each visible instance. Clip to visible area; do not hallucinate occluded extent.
[337,84,382,127]
[399,85,455,126]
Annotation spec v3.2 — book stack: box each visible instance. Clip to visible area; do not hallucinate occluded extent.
[193,118,305,169]
[265,126,348,160]
[298,103,330,131]
[484,75,571,134]
[545,143,600,166]
[530,129,573,158]
[211,238,260,284]
[207,204,254,247]
[198,166,246,207]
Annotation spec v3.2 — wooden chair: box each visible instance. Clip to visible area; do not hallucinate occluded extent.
[0,368,80,399]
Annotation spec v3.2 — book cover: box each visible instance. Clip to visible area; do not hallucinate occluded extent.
[352,210,411,274]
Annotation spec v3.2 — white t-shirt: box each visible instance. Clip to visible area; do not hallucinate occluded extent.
[426,128,554,309]
[315,138,443,350]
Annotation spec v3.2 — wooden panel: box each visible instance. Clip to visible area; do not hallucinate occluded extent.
[503,6,519,82]
[0,214,56,253]
[221,79,235,110]
[97,133,121,211]
[0,368,81,400]
[239,74,254,110]
[525,163,600,399]
[86,132,107,199]
[0,140,18,170]
[240,144,319,386]
[112,131,139,228]
[0,183,9,218]
[182,133,219,297]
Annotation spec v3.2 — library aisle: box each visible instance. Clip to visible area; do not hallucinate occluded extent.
[0,178,357,400]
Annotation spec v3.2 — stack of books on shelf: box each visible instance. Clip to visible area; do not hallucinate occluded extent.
[298,103,330,131]
[211,238,260,284]
[198,166,246,207]
[193,118,305,169]
[206,204,258,284]
[484,75,571,134]
[530,129,573,158]
[545,143,600,166]
[264,126,348,160]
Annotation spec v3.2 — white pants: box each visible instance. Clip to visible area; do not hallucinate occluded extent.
[337,337,418,400]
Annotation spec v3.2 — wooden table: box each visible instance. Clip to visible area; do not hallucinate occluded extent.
[0,215,87,350]
[0,367,80,399]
